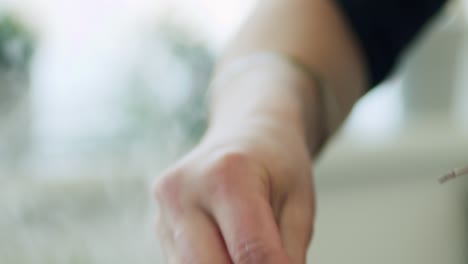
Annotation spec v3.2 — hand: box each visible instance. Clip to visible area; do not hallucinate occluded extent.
[153,124,316,264]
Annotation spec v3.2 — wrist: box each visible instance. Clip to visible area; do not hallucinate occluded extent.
[204,113,305,149]
[207,52,324,157]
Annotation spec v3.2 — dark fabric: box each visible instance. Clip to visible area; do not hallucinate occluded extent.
[335,0,448,88]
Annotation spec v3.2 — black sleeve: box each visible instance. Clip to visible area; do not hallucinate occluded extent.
[335,0,448,88]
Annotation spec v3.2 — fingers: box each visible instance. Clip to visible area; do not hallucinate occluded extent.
[159,208,232,264]
[154,173,232,264]
[154,149,315,264]
[279,191,315,264]
[210,192,291,264]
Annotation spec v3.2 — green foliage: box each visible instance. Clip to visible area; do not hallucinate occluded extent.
[169,34,213,144]
[118,22,214,157]
[0,14,34,71]
[0,13,34,110]
[0,13,35,167]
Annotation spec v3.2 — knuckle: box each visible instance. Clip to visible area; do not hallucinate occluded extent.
[152,168,184,203]
[210,150,251,175]
[204,150,253,194]
[231,239,277,264]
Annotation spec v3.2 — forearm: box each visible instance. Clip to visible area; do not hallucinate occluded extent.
[206,0,369,157]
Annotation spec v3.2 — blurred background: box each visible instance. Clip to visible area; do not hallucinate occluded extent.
[0,0,467,263]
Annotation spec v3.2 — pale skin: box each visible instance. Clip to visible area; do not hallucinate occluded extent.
[153,0,369,263]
